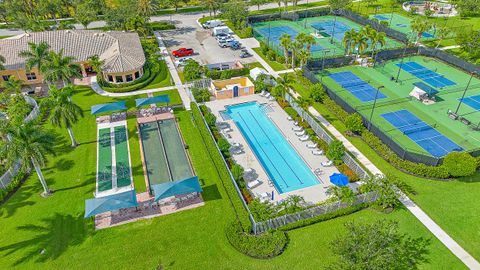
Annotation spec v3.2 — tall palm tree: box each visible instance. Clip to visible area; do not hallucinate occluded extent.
[41,49,81,87]
[2,77,23,94]
[342,29,357,55]
[352,32,369,56]
[87,55,105,80]
[302,34,316,52]
[298,48,310,69]
[18,41,50,71]
[411,17,432,44]
[137,0,159,17]
[370,31,386,59]
[0,121,55,196]
[42,84,83,147]
[0,54,5,70]
[279,33,292,65]
[292,33,307,68]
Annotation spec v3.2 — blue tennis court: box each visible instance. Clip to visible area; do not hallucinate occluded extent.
[311,21,352,42]
[460,94,480,111]
[256,25,324,52]
[397,61,456,88]
[382,110,463,157]
[329,71,387,102]
[374,15,389,20]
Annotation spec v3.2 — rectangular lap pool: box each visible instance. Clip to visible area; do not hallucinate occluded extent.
[139,119,193,188]
[225,102,319,193]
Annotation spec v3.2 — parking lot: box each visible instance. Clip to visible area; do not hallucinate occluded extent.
[157,14,257,67]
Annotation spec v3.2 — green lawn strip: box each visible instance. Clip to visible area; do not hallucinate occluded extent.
[291,80,480,261]
[250,0,329,16]
[141,61,174,90]
[252,47,287,71]
[113,126,131,188]
[97,128,113,191]
[245,62,264,70]
[126,117,146,193]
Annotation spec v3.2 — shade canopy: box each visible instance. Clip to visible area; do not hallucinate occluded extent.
[84,189,138,218]
[91,101,127,115]
[152,176,202,202]
[329,173,349,187]
[135,95,170,107]
[414,82,439,96]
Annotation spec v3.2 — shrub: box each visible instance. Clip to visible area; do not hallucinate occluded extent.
[225,220,287,259]
[242,26,253,38]
[260,41,269,55]
[323,96,349,122]
[345,113,365,134]
[231,164,244,182]
[276,55,285,64]
[338,163,359,182]
[327,140,345,161]
[149,21,175,31]
[443,152,478,177]
[0,170,27,203]
[217,138,231,157]
[184,59,202,81]
[309,83,326,102]
[192,87,211,103]
[267,50,277,61]
[204,112,217,127]
[205,67,249,80]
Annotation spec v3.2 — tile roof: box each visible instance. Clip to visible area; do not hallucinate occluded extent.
[0,30,146,73]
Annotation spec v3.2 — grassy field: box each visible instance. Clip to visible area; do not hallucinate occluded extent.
[290,74,480,263]
[0,86,468,269]
[319,55,480,157]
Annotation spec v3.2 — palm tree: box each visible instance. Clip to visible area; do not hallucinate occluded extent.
[18,41,50,71]
[203,0,220,16]
[87,55,105,81]
[0,54,5,70]
[302,34,316,51]
[435,27,451,48]
[41,49,81,87]
[279,33,292,65]
[0,121,55,196]
[342,29,357,55]
[292,33,307,68]
[370,31,386,59]
[42,85,83,147]
[411,17,432,44]
[2,77,23,94]
[298,48,310,69]
[137,0,159,17]
[352,32,369,56]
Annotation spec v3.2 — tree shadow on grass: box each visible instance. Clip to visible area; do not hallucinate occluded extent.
[457,170,480,183]
[201,183,222,202]
[0,183,37,218]
[0,213,92,267]
[52,158,75,171]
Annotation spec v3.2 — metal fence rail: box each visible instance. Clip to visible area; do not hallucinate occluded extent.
[284,93,369,179]
[254,192,378,234]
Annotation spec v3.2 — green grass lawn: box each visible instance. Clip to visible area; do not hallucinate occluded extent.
[141,62,174,90]
[0,85,468,269]
[290,76,480,262]
[252,47,287,71]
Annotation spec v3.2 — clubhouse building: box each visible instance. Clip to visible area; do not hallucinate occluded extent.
[0,30,146,86]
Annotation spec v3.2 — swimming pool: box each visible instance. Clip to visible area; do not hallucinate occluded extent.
[225,102,319,193]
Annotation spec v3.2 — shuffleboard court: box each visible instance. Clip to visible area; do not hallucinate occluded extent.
[114,126,131,188]
[381,110,463,157]
[139,122,171,185]
[397,61,456,88]
[98,128,113,191]
[329,71,388,102]
[460,94,480,111]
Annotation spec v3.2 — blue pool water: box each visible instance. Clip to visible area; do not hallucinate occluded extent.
[226,102,319,193]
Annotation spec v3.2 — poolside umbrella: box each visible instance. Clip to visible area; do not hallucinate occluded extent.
[135,95,170,108]
[329,173,349,187]
[152,176,202,202]
[91,101,127,115]
[84,189,138,218]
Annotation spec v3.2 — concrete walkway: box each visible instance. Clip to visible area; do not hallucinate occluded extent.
[154,31,192,109]
[439,45,461,50]
[242,36,480,269]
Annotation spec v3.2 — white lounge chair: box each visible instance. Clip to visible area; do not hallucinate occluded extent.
[287,116,293,121]
[307,142,318,149]
[294,121,299,126]
[247,179,261,189]
[260,90,266,97]
[314,168,322,176]
[321,160,333,167]
[264,92,271,98]
[312,149,324,155]
[222,127,233,133]
[232,142,241,148]
[295,130,306,136]
[268,96,275,101]
[299,135,309,141]
[292,126,303,132]
[231,148,244,155]
[244,168,254,175]
[258,192,270,201]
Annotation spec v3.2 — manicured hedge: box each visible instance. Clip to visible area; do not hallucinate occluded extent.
[205,67,250,80]
[279,202,370,231]
[226,220,288,259]
[0,170,27,204]
[149,21,175,31]
[191,103,251,230]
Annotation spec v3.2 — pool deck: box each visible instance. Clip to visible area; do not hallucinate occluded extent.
[96,120,134,198]
[206,94,339,204]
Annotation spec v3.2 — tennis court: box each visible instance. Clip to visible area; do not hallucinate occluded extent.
[397,61,456,88]
[369,13,436,40]
[256,25,324,53]
[381,109,463,157]
[329,71,388,102]
[310,21,351,42]
[460,94,480,111]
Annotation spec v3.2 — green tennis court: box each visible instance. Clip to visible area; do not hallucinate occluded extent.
[114,126,132,188]
[318,55,480,157]
[97,128,113,192]
[253,15,402,59]
[139,119,193,189]
[369,13,436,41]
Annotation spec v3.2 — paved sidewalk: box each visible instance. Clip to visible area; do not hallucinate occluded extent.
[439,45,461,50]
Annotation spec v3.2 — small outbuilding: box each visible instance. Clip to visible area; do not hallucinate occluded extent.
[210,77,255,100]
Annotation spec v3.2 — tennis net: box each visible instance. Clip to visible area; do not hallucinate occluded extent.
[342,80,367,88]
[402,124,432,135]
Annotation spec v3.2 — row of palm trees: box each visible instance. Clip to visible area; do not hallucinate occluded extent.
[0,42,83,196]
[342,25,386,59]
[279,32,316,68]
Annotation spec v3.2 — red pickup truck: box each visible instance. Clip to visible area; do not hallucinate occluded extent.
[172,48,194,57]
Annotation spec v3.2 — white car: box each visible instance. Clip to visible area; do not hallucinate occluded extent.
[175,57,193,66]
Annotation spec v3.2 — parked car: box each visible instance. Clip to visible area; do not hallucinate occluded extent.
[202,19,223,29]
[218,38,236,48]
[172,48,194,57]
[212,26,230,36]
[240,49,252,58]
[215,33,230,41]
[230,41,241,50]
[175,57,193,66]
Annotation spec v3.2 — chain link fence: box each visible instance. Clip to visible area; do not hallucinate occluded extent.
[254,192,378,234]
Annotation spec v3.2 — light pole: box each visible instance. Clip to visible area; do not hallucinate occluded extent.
[368,86,384,131]
[330,13,337,44]
[454,72,475,114]
[321,49,331,70]
[395,44,408,82]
